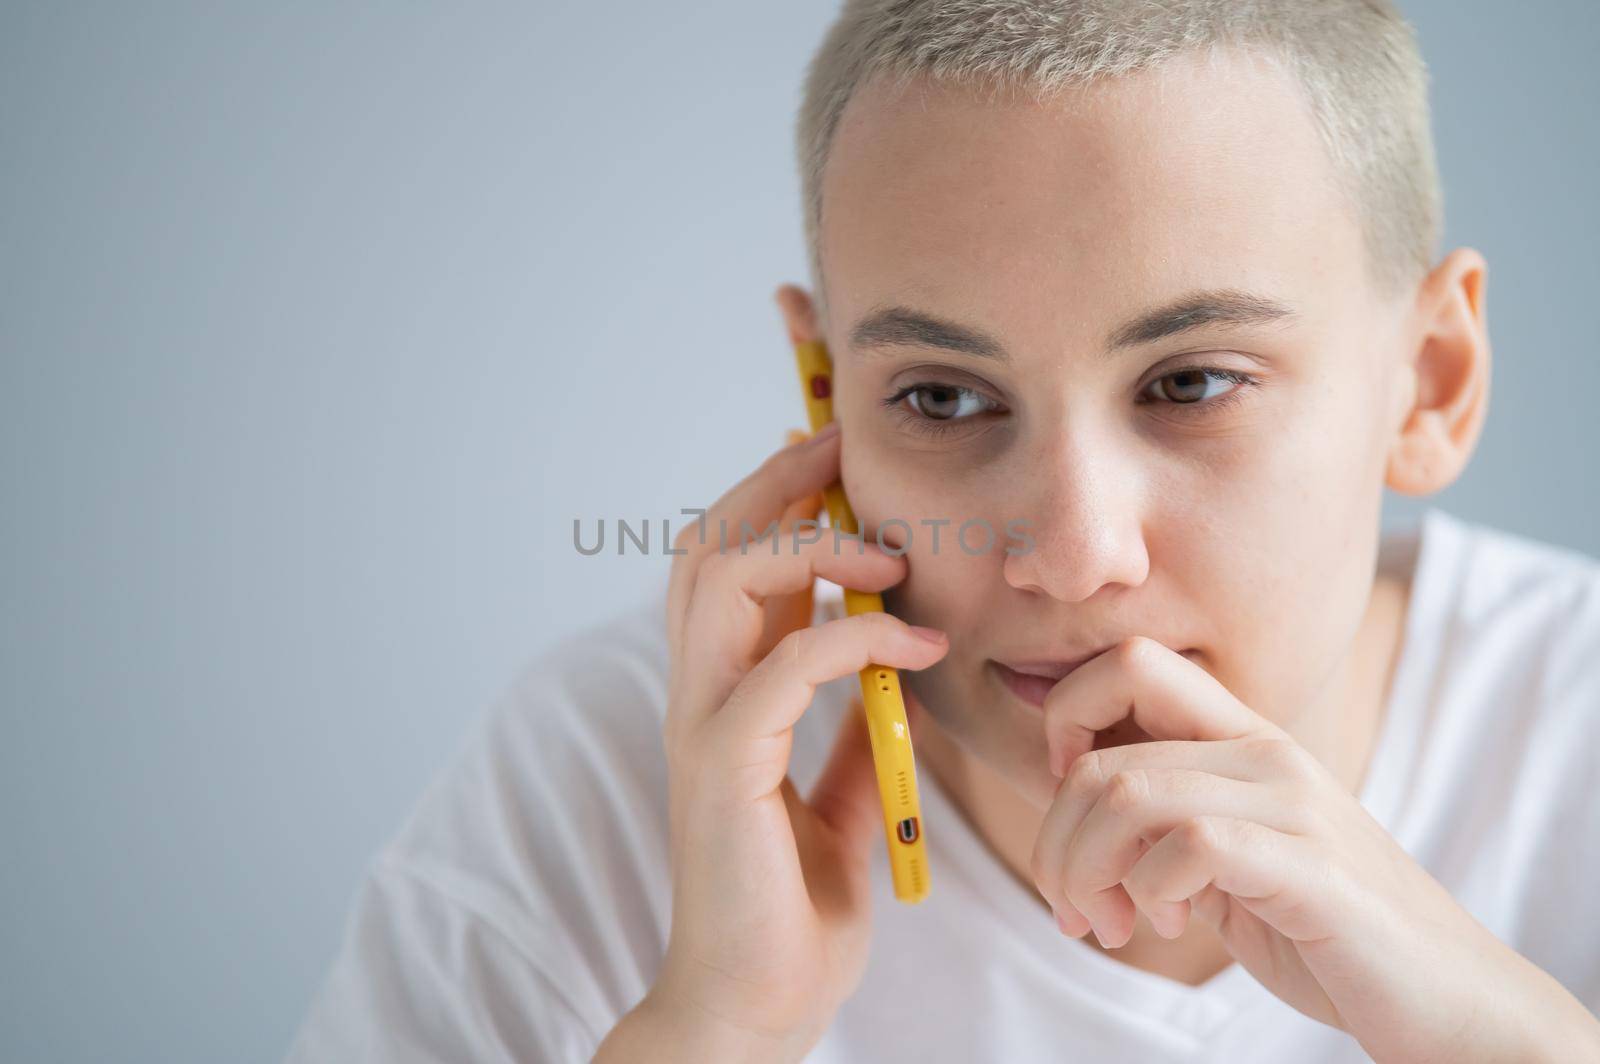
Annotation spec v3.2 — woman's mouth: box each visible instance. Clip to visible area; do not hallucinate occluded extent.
[989,658,1100,710]
[989,653,1181,749]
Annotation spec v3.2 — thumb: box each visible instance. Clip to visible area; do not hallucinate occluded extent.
[807,697,882,862]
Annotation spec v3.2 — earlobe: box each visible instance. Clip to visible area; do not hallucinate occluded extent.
[1384,247,1491,497]
[775,283,822,347]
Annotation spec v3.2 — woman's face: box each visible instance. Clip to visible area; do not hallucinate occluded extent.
[815,52,1415,810]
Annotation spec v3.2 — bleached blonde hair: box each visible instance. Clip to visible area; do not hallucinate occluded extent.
[795,0,1442,316]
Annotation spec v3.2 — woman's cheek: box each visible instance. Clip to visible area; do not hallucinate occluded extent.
[840,442,911,536]
[847,482,930,555]
[861,507,1003,631]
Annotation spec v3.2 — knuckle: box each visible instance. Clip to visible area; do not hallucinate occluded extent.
[1063,749,1110,802]
[1246,735,1312,778]
[865,610,905,639]
[1286,742,1323,781]
[1119,852,1153,891]
[842,611,889,650]
[1105,770,1149,815]
[1116,635,1159,672]
[1179,817,1225,856]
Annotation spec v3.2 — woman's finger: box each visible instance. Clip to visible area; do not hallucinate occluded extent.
[1040,637,1281,780]
[665,424,840,662]
[675,532,911,725]
[1036,737,1311,895]
[690,611,948,809]
[1047,767,1306,947]
[751,435,826,660]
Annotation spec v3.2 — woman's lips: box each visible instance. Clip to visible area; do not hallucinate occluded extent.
[985,659,1152,752]
[991,660,1087,709]
[989,655,1177,749]
[991,646,1201,710]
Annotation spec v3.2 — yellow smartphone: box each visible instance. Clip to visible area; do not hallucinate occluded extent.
[793,338,930,904]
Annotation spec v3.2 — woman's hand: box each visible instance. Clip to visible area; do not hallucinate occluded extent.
[597,424,950,1064]
[1030,636,1600,1064]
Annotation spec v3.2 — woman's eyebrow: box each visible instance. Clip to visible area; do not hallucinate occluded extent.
[848,289,1296,362]
[1106,289,1297,351]
[849,305,1005,359]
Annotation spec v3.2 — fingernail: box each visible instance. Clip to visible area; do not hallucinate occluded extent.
[1093,928,1111,949]
[1054,908,1073,935]
[785,428,808,448]
[806,421,841,443]
[909,625,947,644]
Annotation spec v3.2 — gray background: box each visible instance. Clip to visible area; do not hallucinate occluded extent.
[2,2,1594,1061]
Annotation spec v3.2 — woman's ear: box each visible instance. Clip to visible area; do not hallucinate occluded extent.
[1385,247,1491,496]
[774,283,822,346]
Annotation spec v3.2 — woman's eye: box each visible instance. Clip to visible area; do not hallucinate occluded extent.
[1140,367,1254,409]
[904,383,990,420]
[881,382,999,435]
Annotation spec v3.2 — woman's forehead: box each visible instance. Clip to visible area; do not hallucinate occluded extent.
[818,57,1365,321]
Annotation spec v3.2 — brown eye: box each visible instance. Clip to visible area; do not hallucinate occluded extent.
[1142,367,1250,407]
[904,383,990,421]
[1156,369,1211,403]
[881,380,1005,438]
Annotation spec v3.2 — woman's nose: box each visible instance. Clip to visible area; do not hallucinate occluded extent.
[1001,444,1150,603]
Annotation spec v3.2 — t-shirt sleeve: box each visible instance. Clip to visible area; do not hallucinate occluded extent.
[286,587,678,1063]
[286,858,604,1063]
[1522,568,1600,1018]
[1469,554,1600,1021]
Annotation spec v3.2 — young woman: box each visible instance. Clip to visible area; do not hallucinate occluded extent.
[291,3,1600,1060]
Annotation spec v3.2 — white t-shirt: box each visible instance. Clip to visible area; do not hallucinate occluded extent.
[287,506,1600,1063]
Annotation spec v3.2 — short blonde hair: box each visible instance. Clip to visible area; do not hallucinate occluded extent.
[795,0,1443,313]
